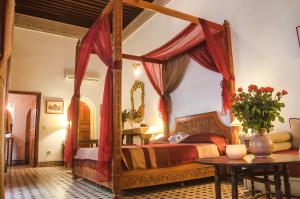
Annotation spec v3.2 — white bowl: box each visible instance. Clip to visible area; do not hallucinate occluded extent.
[226,144,247,160]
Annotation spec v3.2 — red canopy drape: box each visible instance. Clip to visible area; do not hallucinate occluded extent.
[142,19,234,126]
[65,13,234,183]
[64,15,114,181]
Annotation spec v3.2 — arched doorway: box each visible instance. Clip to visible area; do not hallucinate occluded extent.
[79,101,91,142]
[68,98,96,147]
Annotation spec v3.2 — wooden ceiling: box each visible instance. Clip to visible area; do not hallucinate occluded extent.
[15,0,154,29]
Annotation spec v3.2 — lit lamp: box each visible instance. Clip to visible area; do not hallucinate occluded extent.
[226,118,247,159]
[231,118,243,143]
[132,62,141,78]
[143,126,162,144]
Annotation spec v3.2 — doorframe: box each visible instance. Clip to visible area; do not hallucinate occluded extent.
[8,90,41,167]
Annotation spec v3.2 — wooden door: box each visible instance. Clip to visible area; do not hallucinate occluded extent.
[25,111,31,164]
[79,101,91,143]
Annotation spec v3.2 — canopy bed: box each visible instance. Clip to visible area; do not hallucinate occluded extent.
[63,0,236,198]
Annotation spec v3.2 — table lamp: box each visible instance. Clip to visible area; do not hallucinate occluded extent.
[144,126,163,144]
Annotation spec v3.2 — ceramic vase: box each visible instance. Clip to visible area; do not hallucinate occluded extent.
[249,128,273,157]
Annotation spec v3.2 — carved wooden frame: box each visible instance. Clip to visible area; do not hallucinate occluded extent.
[130,80,145,123]
[172,111,232,143]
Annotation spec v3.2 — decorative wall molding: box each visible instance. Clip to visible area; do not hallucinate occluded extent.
[122,0,172,41]
[11,160,26,165]
[14,13,88,39]
[15,0,172,40]
[37,161,64,167]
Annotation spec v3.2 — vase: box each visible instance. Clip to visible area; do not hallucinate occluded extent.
[226,144,247,159]
[249,128,273,157]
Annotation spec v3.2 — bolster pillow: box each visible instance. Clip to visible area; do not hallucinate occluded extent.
[267,131,291,143]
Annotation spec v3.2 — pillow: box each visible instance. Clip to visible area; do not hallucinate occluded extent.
[290,118,300,149]
[267,131,292,143]
[272,142,292,152]
[180,133,228,155]
[151,136,170,144]
[167,132,189,144]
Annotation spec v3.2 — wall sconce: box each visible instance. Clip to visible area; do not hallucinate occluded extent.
[132,62,141,77]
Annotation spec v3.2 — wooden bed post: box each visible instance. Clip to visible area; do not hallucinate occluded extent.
[224,20,238,144]
[112,0,123,198]
[72,40,81,177]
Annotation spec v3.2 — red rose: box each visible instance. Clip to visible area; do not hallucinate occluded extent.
[234,96,240,101]
[276,92,281,97]
[259,87,266,92]
[282,89,288,95]
[265,87,274,92]
[237,87,243,92]
[248,84,258,91]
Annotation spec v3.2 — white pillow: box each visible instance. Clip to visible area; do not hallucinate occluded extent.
[168,132,188,144]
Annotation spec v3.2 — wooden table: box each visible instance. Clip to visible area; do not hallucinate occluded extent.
[196,154,300,199]
[122,127,149,145]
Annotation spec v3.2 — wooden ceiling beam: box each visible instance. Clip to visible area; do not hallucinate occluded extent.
[17,2,96,19]
[123,0,224,29]
[122,53,164,64]
[16,6,93,28]
[123,0,200,24]
[41,0,104,13]
[100,0,113,18]
[42,0,104,16]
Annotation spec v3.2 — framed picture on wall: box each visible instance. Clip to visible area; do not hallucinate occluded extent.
[46,100,64,114]
[297,26,300,48]
[0,0,6,59]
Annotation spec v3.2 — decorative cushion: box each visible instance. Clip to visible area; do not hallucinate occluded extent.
[290,118,300,149]
[180,133,228,155]
[272,142,292,152]
[267,131,292,143]
[167,132,188,144]
[151,136,169,144]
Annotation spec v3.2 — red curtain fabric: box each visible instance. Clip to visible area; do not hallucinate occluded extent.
[189,19,233,113]
[64,15,113,181]
[64,37,92,165]
[143,54,189,131]
[142,19,233,124]
[142,62,166,121]
[90,15,114,182]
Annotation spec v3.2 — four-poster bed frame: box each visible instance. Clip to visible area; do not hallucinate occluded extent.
[71,1,236,198]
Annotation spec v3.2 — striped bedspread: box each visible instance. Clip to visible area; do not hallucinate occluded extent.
[74,143,219,170]
[121,143,219,170]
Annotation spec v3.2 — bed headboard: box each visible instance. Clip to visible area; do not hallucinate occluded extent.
[171,111,232,144]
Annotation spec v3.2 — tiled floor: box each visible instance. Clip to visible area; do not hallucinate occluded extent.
[5,166,252,199]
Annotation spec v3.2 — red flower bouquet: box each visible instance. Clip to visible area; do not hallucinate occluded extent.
[232,85,288,133]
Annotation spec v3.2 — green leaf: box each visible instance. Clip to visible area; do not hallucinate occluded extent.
[278,116,284,123]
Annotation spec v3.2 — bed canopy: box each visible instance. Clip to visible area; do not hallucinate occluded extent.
[64,0,235,198]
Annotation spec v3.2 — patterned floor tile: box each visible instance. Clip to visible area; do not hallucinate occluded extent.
[5,166,256,199]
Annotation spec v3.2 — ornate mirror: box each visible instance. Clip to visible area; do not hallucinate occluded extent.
[130,80,145,123]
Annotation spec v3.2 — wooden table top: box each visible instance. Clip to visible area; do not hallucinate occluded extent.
[196,154,300,167]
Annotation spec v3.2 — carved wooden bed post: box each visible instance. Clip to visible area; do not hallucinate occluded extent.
[223,20,238,144]
[112,0,123,198]
[72,40,81,177]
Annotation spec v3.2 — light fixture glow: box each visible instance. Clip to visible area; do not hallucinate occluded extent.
[132,62,141,77]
